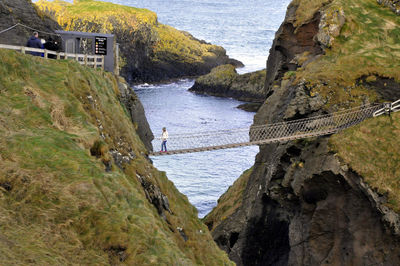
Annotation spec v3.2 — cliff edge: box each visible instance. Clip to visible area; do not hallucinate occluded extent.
[0,49,233,265]
[206,0,400,265]
[36,0,242,83]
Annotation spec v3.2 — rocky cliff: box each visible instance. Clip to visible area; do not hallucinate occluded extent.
[206,0,400,265]
[0,0,61,45]
[189,65,267,111]
[35,0,242,83]
[0,49,233,265]
[0,0,154,151]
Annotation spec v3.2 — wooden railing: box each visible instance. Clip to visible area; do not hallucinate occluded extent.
[0,44,104,69]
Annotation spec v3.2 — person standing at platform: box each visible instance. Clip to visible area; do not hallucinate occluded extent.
[26,31,43,56]
[161,127,168,152]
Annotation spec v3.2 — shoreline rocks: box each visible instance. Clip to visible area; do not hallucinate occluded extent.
[189,64,267,111]
[36,0,243,83]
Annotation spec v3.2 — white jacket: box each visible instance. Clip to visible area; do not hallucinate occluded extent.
[162,131,168,141]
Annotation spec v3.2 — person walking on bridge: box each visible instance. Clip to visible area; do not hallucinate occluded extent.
[26,31,43,56]
[161,127,168,152]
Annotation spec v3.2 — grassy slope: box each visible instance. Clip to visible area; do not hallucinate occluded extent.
[36,0,225,65]
[0,50,232,265]
[295,0,400,108]
[295,0,400,212]
[206,0,400,227]
[330,113,400,212]
[203,168,252,231]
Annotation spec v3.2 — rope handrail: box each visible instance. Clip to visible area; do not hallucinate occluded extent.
[149,100,396,156]
[0,23,60,36]
[153,103,381,140]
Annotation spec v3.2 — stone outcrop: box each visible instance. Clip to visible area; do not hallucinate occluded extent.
[35,0,243,83]
[189,64,267,111]
[0,0,61,45]
[377,0,400,14]
[209,0,400,265]
[117,77,154,151]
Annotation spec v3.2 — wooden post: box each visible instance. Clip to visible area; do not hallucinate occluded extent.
[114,42,120,75]
[57,52,60,60]
[44,49,48,59]
[21,46,25,54]
[101,55,105,70]
[84,54,88,66]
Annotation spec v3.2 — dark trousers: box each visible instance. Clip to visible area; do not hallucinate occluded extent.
[161,140,167,151]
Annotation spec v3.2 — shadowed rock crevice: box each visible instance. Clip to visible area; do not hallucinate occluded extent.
[242,195,290,266]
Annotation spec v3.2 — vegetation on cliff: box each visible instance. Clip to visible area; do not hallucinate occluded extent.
[292,0,400,108]
[208,0,400,263]
[203,168,252,231]
[0,49,233,265]
[190,64,267,104]
[331,113,400,212]
[35,0,239,82]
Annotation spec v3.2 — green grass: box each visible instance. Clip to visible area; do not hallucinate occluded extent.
[0,50,233,265]
[203,168,252,231]
[36,0,226,66]
[330,112,400,212]
[293,0,400,108]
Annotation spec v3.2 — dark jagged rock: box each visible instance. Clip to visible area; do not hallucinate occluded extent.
[377,0,400,14]
[0,0,61,45]
[117,78,154,151]
[136,173,172,220]
[210,1,400,265]
[189,64,267,104]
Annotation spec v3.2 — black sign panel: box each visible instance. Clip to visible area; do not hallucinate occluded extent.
[95,36,107,55]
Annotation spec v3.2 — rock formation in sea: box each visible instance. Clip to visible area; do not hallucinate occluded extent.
[205,0,400,265]
[189,65,267,111]
[35,0,243,83]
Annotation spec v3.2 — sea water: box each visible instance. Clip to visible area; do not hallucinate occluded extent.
[57,0,291,217]
[130,0,290,218]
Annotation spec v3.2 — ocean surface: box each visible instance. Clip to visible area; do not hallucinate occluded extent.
[126,0,291,217]
[58,0,291,217]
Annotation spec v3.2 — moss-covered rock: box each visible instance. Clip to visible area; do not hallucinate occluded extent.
[190,64,267,106]
[0,49,233,265]
[35,0,242,83]
[210,0,400,264]
[0,0,61,45]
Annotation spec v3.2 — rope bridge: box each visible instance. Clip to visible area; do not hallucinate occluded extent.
[150,100,399,156]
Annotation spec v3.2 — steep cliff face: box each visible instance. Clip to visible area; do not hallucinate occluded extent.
[0,0,61,45]
[208,0,400,265]
[35,0,242,83]
[0,49,233,265]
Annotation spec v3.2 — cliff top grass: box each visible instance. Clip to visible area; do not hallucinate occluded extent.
[36,0,158,27]
[0,49,232,265]
[294,0,400,108]
[290,0,331,27]
[330,112,400,212]
[203,168,252,231]
[36,0,226,65]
